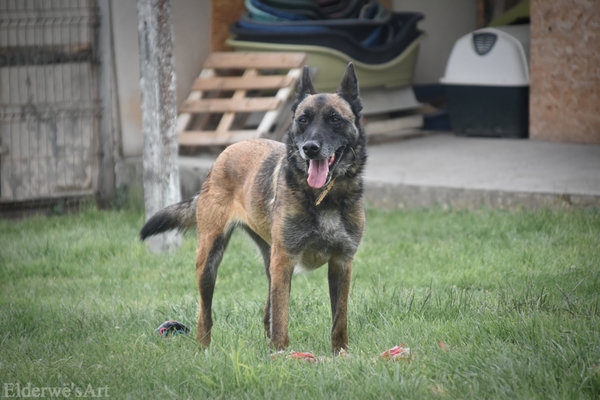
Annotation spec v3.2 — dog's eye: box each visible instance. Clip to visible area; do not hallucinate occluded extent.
[297,116,308,124]
[329,114,341,123]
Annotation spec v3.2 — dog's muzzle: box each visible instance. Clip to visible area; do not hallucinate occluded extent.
[300,142,345,189]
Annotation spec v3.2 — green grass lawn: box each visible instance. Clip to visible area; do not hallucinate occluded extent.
[1,204,599,399]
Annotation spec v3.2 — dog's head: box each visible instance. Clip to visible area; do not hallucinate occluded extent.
[287,63,367,190]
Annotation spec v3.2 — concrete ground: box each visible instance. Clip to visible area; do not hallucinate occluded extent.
[179,132,600,210]
[363,133,600,209]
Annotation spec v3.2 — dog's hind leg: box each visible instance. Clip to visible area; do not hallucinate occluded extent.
[328,257,353,355]
[196,227,233,346]
[256,239,274,339]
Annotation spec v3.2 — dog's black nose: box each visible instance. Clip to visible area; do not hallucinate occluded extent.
[302,141,321,158]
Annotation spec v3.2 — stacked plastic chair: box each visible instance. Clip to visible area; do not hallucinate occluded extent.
[227,0,425,91]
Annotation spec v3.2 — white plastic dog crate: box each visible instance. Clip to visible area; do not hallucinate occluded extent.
[441,25,530,138]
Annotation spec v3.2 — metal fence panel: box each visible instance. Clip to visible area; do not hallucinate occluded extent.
[0,0,99,202]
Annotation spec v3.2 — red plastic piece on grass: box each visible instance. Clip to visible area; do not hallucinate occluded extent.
[272,351,318,364]
[289,351,318,364]
[379,344,411,361]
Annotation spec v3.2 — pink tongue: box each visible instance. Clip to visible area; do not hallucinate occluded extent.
[307,159,329,188]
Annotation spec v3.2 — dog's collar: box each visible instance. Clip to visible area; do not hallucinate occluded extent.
[315,177,336,206]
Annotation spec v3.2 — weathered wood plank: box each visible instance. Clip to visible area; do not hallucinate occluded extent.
[181,97,282,113]
[178,130,258,146]
[192,75,294,91]
[365,114,424,137]
[204,52,306,69]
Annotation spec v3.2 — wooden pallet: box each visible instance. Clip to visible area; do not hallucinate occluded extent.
[361,86,425,143]
[177,52,306,148]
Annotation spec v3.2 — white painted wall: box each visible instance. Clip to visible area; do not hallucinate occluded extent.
[392,0,478,84]
[110,0,211,158]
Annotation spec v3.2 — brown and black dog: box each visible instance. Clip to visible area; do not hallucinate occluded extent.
[140,63,367,354]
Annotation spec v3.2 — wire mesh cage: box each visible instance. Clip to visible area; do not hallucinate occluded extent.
[0,0,100,204]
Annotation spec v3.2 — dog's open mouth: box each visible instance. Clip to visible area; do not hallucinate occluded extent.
[306,147,344,189]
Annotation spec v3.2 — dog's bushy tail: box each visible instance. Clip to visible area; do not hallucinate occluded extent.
[140,195,198,240]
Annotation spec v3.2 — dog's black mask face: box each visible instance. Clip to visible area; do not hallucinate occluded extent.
[287,63,366,190]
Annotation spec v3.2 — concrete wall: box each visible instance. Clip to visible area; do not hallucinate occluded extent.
[392,0,478,84]
[110,0,211,158]
[530,0,600,144]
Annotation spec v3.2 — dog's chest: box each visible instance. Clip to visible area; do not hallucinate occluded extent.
[284,209,360,271]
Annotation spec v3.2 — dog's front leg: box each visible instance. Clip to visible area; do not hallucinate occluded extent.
[268,246,294,350]
[328,257,353,354]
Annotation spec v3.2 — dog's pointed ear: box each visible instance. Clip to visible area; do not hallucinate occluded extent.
[337,62,359,101]
[296,66,317,99]
[337,63,362,114]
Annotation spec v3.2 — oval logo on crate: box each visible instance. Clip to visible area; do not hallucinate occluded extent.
[472,32,497,56]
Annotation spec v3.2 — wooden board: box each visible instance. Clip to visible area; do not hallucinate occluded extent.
[204,52,307,69]
[177,52,306,148]
[361,86,425,143]
[192,75,294,91]
[180,97,282,113]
